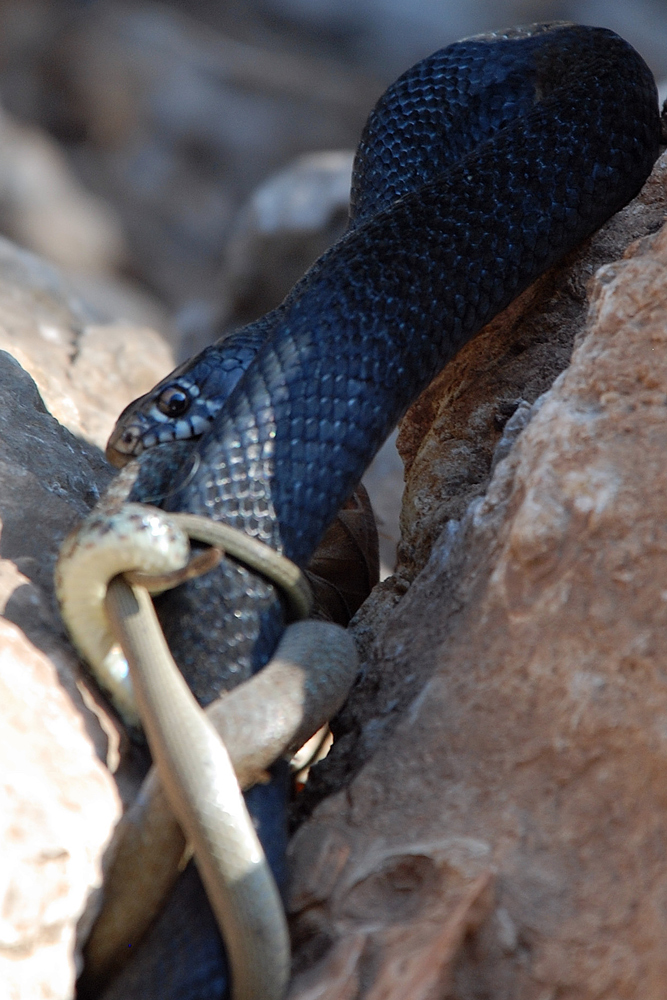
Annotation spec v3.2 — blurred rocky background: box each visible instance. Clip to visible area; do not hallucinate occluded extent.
[1,0,666,351]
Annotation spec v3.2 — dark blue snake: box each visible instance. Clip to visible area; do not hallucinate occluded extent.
[95,22,659,1000]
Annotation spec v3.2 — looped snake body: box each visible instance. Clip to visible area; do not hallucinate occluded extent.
[69,22,660,1000]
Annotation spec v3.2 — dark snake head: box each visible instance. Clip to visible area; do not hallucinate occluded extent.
[105,333,264,468]
[106,371,222,468]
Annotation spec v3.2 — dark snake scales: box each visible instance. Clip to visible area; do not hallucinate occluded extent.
[94,23,660,1000]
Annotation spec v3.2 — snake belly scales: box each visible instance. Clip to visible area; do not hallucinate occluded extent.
[87,22,658,1000]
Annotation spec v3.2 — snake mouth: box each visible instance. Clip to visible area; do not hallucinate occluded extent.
[106,427,144,468]
[106,408,220,469]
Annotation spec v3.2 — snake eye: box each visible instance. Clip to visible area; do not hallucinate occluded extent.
[157,385,191,417]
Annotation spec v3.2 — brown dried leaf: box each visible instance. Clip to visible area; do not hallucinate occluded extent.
[305,483,379,625]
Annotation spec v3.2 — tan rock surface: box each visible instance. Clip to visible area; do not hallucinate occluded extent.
[0,617,119,1000]
[0,359,124,1000]
[0,236,174,449]
[287,184,667,996]
[0,237,174,998]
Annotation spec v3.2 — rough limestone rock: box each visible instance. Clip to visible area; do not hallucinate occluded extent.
[0,238,174,999]
[286,165,667,997]
[0,349,120,1000]
[0,616,119,1000]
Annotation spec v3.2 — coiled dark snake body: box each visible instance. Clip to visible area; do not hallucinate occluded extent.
[59,22,659,1000]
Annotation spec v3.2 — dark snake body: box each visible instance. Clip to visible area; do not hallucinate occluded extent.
[98,23,659,1000]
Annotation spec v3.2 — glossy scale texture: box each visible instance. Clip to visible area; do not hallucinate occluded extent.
[98,23,659,1000]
